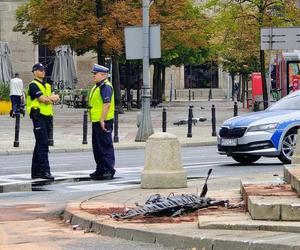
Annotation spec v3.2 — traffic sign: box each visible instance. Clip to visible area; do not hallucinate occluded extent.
[261,27,300,50]
[124,25,161,60]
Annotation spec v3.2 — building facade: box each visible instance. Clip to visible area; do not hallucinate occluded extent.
[0,1,229,99]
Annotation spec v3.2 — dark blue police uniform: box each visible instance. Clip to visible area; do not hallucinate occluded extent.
[91,80,115,178]
[28,80,52,179]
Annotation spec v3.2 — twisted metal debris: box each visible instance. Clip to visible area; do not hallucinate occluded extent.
[111,193,229,219]
[111,169,229,219]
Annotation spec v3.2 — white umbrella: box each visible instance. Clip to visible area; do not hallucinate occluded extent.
[0,42,13,84]
[51,45,77,90]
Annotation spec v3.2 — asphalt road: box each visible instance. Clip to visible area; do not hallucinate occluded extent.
[0,146,284,249]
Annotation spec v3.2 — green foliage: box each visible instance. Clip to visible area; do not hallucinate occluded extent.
[0,83,10,101]
[205,0,300,75]
[162,46,210,67]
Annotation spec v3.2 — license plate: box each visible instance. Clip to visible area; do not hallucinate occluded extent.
[220,138,237,146]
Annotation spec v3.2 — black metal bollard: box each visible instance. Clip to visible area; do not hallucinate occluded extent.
[192,91,195,100]
[187,105,193,138]
[174,89,177,100]
[234,102,238,117]
[211,105,216,137]
[13,113,20,147]
[114,106,119,143]
[162,108,167,132]
[189,89,191,101]
[253,101,259,112]
[48,117,54,146]
[82,110,88,144]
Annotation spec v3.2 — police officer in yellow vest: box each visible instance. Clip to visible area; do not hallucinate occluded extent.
[89,64,116,180]
[26,63,60,180]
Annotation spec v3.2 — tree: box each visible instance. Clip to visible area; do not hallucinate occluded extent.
[205,0,300,108]
[14,0,100,54]
[151,0,211,103]
[14,0,211,107]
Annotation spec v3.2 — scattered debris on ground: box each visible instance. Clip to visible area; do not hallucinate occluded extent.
[111,193,229,219]
[80,169,245,223]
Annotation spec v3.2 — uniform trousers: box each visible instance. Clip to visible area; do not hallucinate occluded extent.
[92,119,115,175]
[31,114,51,176]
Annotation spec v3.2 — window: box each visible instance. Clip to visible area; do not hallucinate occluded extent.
[38,45,55,84]
[184,63,218,88]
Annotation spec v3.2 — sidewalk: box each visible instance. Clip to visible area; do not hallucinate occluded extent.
[63,175,300,250]
[0,99,247,155]
[2,100,300,249]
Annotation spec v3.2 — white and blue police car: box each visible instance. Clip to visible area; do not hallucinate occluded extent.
[218,90,300,164]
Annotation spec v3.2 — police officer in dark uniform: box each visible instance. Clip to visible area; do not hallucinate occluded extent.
[88,64,116,180]
[26,63,60,180]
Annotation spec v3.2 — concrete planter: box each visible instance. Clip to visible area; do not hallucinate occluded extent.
[0,101,11,115]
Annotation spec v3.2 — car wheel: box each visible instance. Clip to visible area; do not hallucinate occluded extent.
[278,130,297,164]
[231,155,261,165]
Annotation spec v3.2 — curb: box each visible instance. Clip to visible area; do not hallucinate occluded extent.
[0,175,91,193]
[61,193,300,250]
[62,205,218,249]
[0,141,217,156]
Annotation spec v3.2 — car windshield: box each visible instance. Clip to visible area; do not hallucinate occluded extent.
[268,92,300,110]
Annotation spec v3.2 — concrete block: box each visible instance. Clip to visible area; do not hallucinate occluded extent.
[283,165,293,183]
[292,130,300,165]
[132,229,156,244]
[115,227,133,241]
[0,183,32,193]
[182,237,213,250]
[155,233,185,248]
[248,196,280,220]
[213,239,250,250]
[90,222,103,234]
[70,214,84,226]
[141,132,187,189]
[68,212,92,230]
[62,210,73,222]
[287,166,300,194]
[100,224,116,237]
[281,203,300,221]
[250,243,294,250]
[248,195,300,221]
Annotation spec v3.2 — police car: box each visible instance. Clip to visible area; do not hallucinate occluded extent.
[218,90,300,164]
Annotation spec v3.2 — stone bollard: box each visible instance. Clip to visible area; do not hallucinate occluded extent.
[141,132,187,189]
[292,129,300,164]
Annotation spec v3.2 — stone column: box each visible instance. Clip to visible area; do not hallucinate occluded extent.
[292,129,300,164]
[141,132,187,188]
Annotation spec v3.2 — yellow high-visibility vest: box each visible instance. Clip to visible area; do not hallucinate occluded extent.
[26,80,53,116]
[88,79,115,122]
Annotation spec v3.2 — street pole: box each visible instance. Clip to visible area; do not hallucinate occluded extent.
[267,28,273,105]
[135,0,154,141]
[95,0,105,65]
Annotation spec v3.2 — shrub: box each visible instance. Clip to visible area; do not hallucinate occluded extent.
[0,83,10,101]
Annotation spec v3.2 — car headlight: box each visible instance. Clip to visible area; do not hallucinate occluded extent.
[247,123,278,132]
